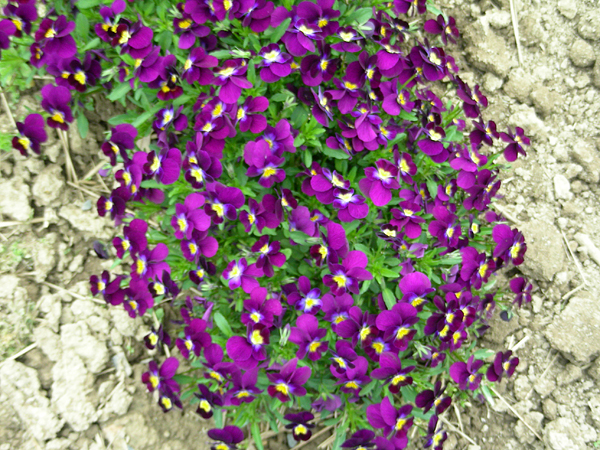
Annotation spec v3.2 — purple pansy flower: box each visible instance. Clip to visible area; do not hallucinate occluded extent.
[3,1,37,38]
[102,123,137,166]
[40,84,73,130]
[240,195,281,233]
[398,272,435,310]
[207,426,244,450]
[366,397,414,440]
[224,367,263,406]
[235,0,274,32]
[323,250,372,296]
[202,343,236,385]
[288,205,319,238]
[12,113,47,156]
[176,318,212,359]
[335,356,370,400]
[287,276,322,314]
[235,96,269,133]
[266,358,311,402]
[148,270,179,298]
[174,12,210,50]
[214,59,252,104]
[184,148,223,189]
[331,26,362,53]
[289,314,328,361]
[195,384,223,418]
[342,430,376,450]
[463,169,501,211]
[227,324,270,370]
[371,352,415,394]
[428,205,461,248]
[281,18,323,57]
[460,247,495,290]
[456,78,488,118]
[90,270,125,305]
[144,324,171,350]
[328,74,364,114]
[415,381,452,415]
[142,357,179,393]
[329,340,357,375]
[244,140,286,188]
[450,356,484,390]
[381,81,415,116]
[241,287,282,328]
[223,258,261,293]
[335,306,378,347]
[97,187,128,221]
[509,277,532,307]
[376,303,419,351]
[131,243,170,281]
[310,168,350,204]
[113,21,153,59]
[204,182,245,223]
[113,218,148,259]
[144,148,182,185]
[321,292,353,331]
[35,15,76,58]
[123,279,154,318]
[487,350,519,382]
[492,224,526,266]
[390,202,426,239]
[333,188,369,222]
[251,236,286,278]
[171,193,211,240]
[424,15,459,45]
[359,159,400,207]
[261,119,296,155]
[284,412,315,441]
[182,47,218,84]
[424,416,447,450]
[0,19,16,57]
[500,126,530,162]
[258,43,292,83]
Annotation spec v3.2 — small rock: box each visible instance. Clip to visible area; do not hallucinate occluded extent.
[51,351,99,432]
[104,413,160,450]
[464,20,516,78]
[110,308,142,338]
[543,398,558,421]
[0,179,32,221]
[45,438,72,450]
[0,275,20,301]
[519,13,544,46]
[569,39,596,68]
[553,174,571,200]
[32,165,65,207]
[31,233,58,282]
[482,72,503,92]
[0,361,64,441]
[570,139,600,183]
[60,321,109,374]
[508,104,546,137]
[577,9,600,40]
[503,68,533,104]
[486,9,511,28]
[557,0,577,19]
[518,220,566,282]
[39,294,62,332]
[588,356,600,380]
[530,86,559,117]
[534,376,556,397]
[58,204,111,240]
[556,364,582,385]
[544,418,586,450]
[593,60,600,88]
[545,292,600,362]
[515,411,544,444]
[590,395,600,428]
[33,325,63,361]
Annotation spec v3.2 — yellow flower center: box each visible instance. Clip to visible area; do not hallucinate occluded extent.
[318,18,328,27]
[260,243,270,254]
[45,27,56,38]
[184,59,192,71]
[366,68,374,79]
[191,168,203,182]
[344,81,357,90]
[149,333,158,346]
[395,418,407,431]
[429,52,442,65]
[383,228,396,237]
[391,374,406,386]
[331,174,344,188]
[334,357,346,369]
[250,329,263,345]
[160,396,172,410]
[212,203,224,217]
[309,341,321,352]
[345,381,359,389]
[236,390,250,398]
[332,274,347,288]
[339,192,353,202]
[263,50,280,62]
[250,312,261,323]
[340,31,354,41]
[372,341,385,354]
[318,245,328,259]
[295,424,308,435]
[471,223,479,234]
[298,24,312,35]
[446,227,455,238]
[212,103,223,117]
[178,217,187,231]
[510,242,521,259]
[12,18,22,31]
[150,156,160,172]
[136,259,146,275]
[237,108,246,120]
[262,167,277,178]
[247,214,255,224]
[119,30,131,44]
[223,0,232,9]
[429,130,442,141]
[320,59,329,71]
[359,326,371,341]
[51,112,65,124]
[179,19,192,29]
[403,209,414,217]
[185,339,193,350]
[378,168,391,180]
[209,371,223,382]
[149,375,159,389]
[154,283,165,295]
[18,137,31,149]
[199,399,211,412]
[396,328,410,340]
[276,383,289,395]
[162,110,173,125]
[219,66,235,78]
[334,315,345,324]
[188,242,198,255]
[478,263,488,277]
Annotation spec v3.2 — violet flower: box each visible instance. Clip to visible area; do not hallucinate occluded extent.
[235,96,268,133]
[252,236,286,278]
[492,224,526,266]
[332,26,362,53]
[342,430,376,450]
[456,78,487,118]
[102,123,137,166]
[235,0,274,33]
[142,357,179,393]
[266,358,311,402]
[35,15,76,58]
[509,277,532,307]
[366,397,414,440]
[131,243,170,281]
[321,293,354,331]
[90,270,125,305]
[335,355,370,400]
[381,81,415,116]
[375,303,419,351]
[428,205,461,248]
[214,59,252,104]
[500,126,530,162]
[281,18,323,57]
[328,75,364,114]
[371,352,414,394]
[310,168,350,204]
[450,356,484,390]
[359,159,400,207]
[113,21,153,59]
[463,169,501,211]
[333,189,369,223]
[204,182,245,223]
[287,276,322,314]
[244,140,286,188]
[202,343,237,385]
[390,202,425,239]
[148,270,179,298]
[143,148,182,185]
[12,113,47,156]
[153,104,188,132]
[240,195,281,233]
[227,324,270,370]
[258,43,292,83]
[113,218,148,259]
[123,279,154,318]
[470,119,499,147]
[184,147,223,189]
[176,318,212,359]
[3,1,37,38]
[288,206,319,238]
[394,149,417,184]
[289,314,328,361]
[398,272,435,310]
[284,412,315,441]
[195,384,224,418]
[335,306,378,347]
[97,187,128,220]
[486,350,519,382]
[222,258,262,293]
[415,381,451,414]
[329,340,357,375]
[241,287,283,327]
[224,367,263,405]
[40,84,73,130]
[424,416,447,450]
[261,119,296,155]
[460,247,495,290]
[424,15,459,45]
[207,427,244,450]
[312,394,342,412]
[0,19,16,58]
[182,47,218,84]
[171,193,211,240]
[323,250,372,296]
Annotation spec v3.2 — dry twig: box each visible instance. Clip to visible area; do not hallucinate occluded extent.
[509,0,523,65]
[0,342,38,368]
[489,386,543,441]
[438,416,476,445]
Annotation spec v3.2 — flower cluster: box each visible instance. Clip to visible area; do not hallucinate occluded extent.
[4,0,533,448]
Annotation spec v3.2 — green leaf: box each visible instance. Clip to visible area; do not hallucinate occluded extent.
[481,384,495,407]
[321,146,350,160]
[157,30,172,52]
[294,135,305,147]
[251,423,264,450]
[140,179,162,189]
[209,50,234,59]
[346,7,373,25]
[213,312,234,338]
[76,0,101,9]
[380,268,400,278]
[173,374,195,384]
[359,379,377,396]
[426,179,438,198]
[473,348,496,360]
[303,150,312,168]
[77,113,89,139]
[290,105,308,128]
[382,288,396,309]
[270,93,289,102]
[108,83,132,102]
[132,109,157,128]
[75,13,89,40]
[81,37,100,52]
[289,231,316,246]
[270,18,291,43]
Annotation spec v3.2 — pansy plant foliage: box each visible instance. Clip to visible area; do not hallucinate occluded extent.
[3,0,533,448]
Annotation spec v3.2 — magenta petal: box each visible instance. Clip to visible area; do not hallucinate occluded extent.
[418,139,443,156]
[226,336,252,361]
[367,403,385,429]
[219,81,241,104]
[199,236,218,257]
[348,202,369,219]
[159,357,179,378]
[343,250,368,269]
[379,397,397,427]
[450,361,467,384]
[369,181,391,207]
